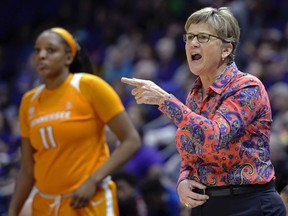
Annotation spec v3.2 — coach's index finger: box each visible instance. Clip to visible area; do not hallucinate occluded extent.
[121,77,144,87]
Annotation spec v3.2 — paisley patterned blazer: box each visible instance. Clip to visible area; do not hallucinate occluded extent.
[159,63,274,186]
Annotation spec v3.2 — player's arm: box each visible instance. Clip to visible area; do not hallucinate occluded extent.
[90,111,141,183]
[8,138,35,216]
[70,111,141,209]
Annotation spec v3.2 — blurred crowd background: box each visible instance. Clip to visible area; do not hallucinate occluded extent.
[1,0,288,215]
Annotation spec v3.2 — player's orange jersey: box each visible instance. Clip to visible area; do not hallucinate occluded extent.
[19,73,124,194]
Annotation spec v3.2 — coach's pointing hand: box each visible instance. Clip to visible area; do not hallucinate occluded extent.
[121,77,170,105]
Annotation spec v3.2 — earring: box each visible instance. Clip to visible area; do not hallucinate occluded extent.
[222,57,225,61]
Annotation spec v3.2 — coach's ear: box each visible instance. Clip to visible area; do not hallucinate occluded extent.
[221,42,233,60]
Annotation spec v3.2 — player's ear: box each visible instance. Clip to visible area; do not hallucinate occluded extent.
[65,53,74,66]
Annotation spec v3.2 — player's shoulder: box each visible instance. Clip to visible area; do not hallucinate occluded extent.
[70,73,114,96]
[74,73,110,88]
[78,73,104,82]
[22,84,45,102]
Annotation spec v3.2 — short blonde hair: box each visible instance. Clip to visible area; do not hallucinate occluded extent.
[185,7,240,64]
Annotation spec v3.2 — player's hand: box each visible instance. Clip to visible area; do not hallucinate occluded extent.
[121,77,169,105]
[177,179,209,209]
[70,178,96,208]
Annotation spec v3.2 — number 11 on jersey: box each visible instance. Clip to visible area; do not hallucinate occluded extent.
[39,126,57,149]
